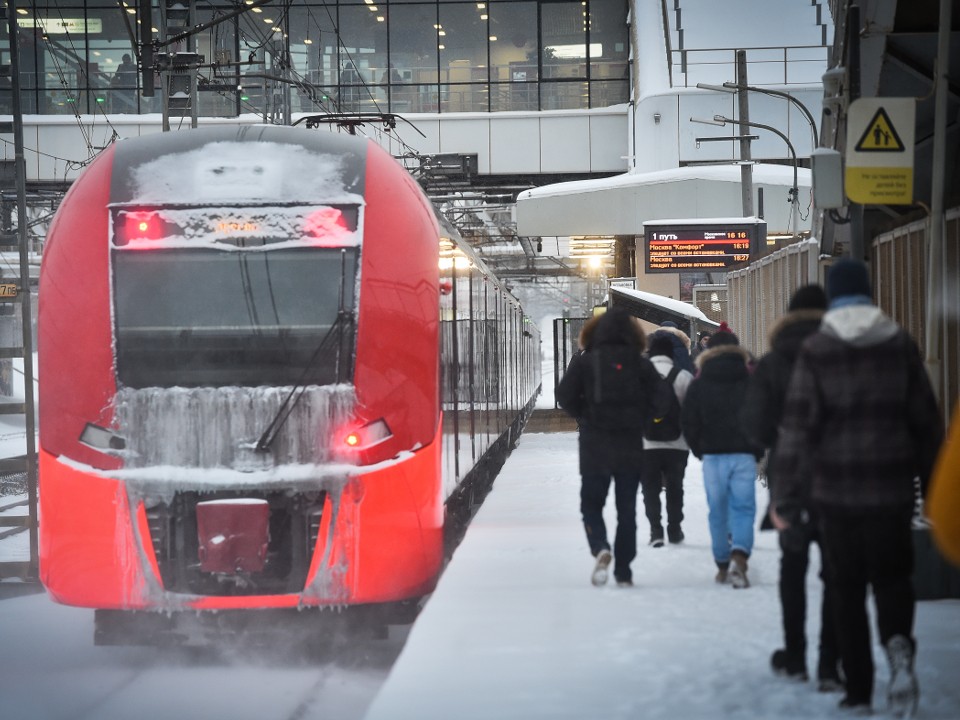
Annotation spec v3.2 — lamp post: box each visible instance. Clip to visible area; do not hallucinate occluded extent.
[697,81,818,152]
[691,114,800,242]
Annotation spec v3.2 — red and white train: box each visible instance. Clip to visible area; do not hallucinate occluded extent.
[38,125,539,643]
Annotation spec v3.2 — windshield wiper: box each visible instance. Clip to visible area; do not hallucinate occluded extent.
[254,249,354,454]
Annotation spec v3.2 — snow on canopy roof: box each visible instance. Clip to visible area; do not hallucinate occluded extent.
[644,217,764,226]
[610,286,719,326]
[517,163,810,201]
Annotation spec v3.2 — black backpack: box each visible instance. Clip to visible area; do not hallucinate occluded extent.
[583,345,648,430]
[644,365,683,441]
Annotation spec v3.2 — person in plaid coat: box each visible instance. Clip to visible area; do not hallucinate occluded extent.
[771,258,944,716]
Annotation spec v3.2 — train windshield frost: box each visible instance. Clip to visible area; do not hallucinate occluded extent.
[112,206,359,389]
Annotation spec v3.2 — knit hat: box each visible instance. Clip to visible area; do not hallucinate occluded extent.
[648,332,675,358]
[826,258,872,300]
[788,284,828,311]
[707,322,739,348]
[660,320,679,329]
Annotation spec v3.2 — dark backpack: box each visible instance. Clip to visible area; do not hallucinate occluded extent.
[583,345,647,430]
[643,365,683,441]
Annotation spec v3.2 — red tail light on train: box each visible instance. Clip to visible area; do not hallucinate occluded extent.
[116,210,166,244]
[304,206,349,240]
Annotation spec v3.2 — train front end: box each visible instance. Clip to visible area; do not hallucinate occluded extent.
[38,126,444,632]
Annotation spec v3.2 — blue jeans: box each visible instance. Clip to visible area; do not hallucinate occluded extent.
[701,453,757,563]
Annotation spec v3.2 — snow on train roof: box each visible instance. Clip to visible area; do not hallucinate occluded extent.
[127,141,364,206]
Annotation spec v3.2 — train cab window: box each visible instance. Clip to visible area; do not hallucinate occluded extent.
[112,246,358,388]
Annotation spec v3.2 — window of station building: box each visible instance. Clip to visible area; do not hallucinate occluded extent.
[587,0,629,105]
[287,6,339,113]
[439,2,490,112]
[2,0,629,118]
[488,2,537,112]
[191,20,238,117]
[389,3,440,114]
[540,0,597,110]
[336,3,388,113]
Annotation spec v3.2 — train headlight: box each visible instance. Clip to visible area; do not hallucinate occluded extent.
[339,418,392,451]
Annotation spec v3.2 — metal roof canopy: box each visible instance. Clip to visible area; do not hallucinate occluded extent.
[608,286,720,340]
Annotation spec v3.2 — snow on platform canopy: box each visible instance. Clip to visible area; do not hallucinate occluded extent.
[609,286,719,339]
[515,164,811,238]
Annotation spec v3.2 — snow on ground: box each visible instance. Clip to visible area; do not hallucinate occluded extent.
[365,431,960,720]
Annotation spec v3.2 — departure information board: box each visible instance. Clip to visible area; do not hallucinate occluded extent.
[644,220,765,273]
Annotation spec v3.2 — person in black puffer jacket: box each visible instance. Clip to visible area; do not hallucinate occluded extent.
[681,322,762,588]
[741,285,842,689]
[557,307,666,588]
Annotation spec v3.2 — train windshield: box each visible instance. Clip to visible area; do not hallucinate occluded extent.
[113,247,358,388]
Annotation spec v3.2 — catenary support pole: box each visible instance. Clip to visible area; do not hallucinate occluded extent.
[924,0,951,404]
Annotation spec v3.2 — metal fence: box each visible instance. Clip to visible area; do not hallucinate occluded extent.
[690,284,728,327]
[725,238,822,357]
[872,209,960,424]
[721,219,958,426]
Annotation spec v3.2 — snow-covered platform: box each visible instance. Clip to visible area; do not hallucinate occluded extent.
[364,432,960,720]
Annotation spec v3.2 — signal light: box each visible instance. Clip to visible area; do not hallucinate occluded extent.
[115,210,165,246]
[340,418,391,451]
[303,207,350,246]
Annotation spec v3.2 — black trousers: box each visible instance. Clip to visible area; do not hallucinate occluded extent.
[778,520,839,676]
[818,506,915,704]
[640,448,688,533]
[581,471,640,582]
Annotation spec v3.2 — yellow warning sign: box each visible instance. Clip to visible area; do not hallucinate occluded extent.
[854,108,905,152]
[845,98,915,205]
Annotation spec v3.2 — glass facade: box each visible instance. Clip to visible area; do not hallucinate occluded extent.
[0,0,628,116]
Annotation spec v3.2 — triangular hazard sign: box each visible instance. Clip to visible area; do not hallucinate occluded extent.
[855,107,906,152]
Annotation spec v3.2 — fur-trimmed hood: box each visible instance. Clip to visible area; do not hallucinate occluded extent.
[695,343,752,371]
[578,310,646,351]
[768,309,824,359]
[656,324,691,351]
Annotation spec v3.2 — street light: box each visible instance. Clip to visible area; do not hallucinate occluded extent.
[696,81,818,151]
[691,114,800,240]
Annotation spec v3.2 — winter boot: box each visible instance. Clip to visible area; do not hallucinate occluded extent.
[591,548,613,586]
[715,561,729,584]
[885,635,919,718]
[771,649,809,681]
[837,695,872,715]
[728,550,750,589]
[817,654,845,693]
[649,527,665,548]
[667,525,684,544]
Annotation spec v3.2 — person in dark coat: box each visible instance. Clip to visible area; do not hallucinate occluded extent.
[771,258,944,716]
[681,322,761,588]
[741,284,842,690]
[691,330,712,361]
[657,320,696,373]
[557,307,665,588]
